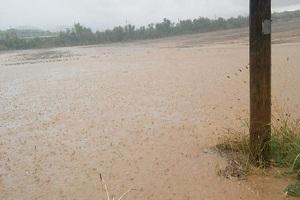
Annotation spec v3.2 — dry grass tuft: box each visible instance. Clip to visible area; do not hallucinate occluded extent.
[99,173,135,200]
[216,118,251,179]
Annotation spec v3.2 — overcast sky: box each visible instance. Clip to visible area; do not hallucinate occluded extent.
[1,0,300,31]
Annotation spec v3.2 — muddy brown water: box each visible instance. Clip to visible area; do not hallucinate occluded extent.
[1,26,300,200]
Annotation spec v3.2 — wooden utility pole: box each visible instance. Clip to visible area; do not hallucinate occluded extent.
[249,0,272,165]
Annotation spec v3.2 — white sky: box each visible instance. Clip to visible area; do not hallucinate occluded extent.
[0,0,300,31]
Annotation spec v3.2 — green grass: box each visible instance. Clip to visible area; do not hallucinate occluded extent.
[217,112,300,196]
[271,113,300,197]
[285,181,300,197]
[270,115,300,169]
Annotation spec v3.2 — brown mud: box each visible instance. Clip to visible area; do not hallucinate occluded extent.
[1,20,300,199]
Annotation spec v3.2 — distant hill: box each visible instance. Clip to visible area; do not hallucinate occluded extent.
[1,9,300,51]
[5,29,57,39]
[273,10,300,22]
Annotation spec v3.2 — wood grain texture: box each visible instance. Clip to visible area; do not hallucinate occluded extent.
[249,0,272,165]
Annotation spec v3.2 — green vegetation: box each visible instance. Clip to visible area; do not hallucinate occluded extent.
[286,182,300,197]
[0,10,300,51]
[217,111,300,197]
[270,115,300,169]
[272,113,300,197]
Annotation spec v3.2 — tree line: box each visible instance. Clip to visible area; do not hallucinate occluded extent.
[0,10,299,51]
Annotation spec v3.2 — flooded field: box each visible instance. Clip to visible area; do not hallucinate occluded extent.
[1,21,300,199]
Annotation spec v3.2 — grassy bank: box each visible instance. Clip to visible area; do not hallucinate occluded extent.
[217,111,300,197]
